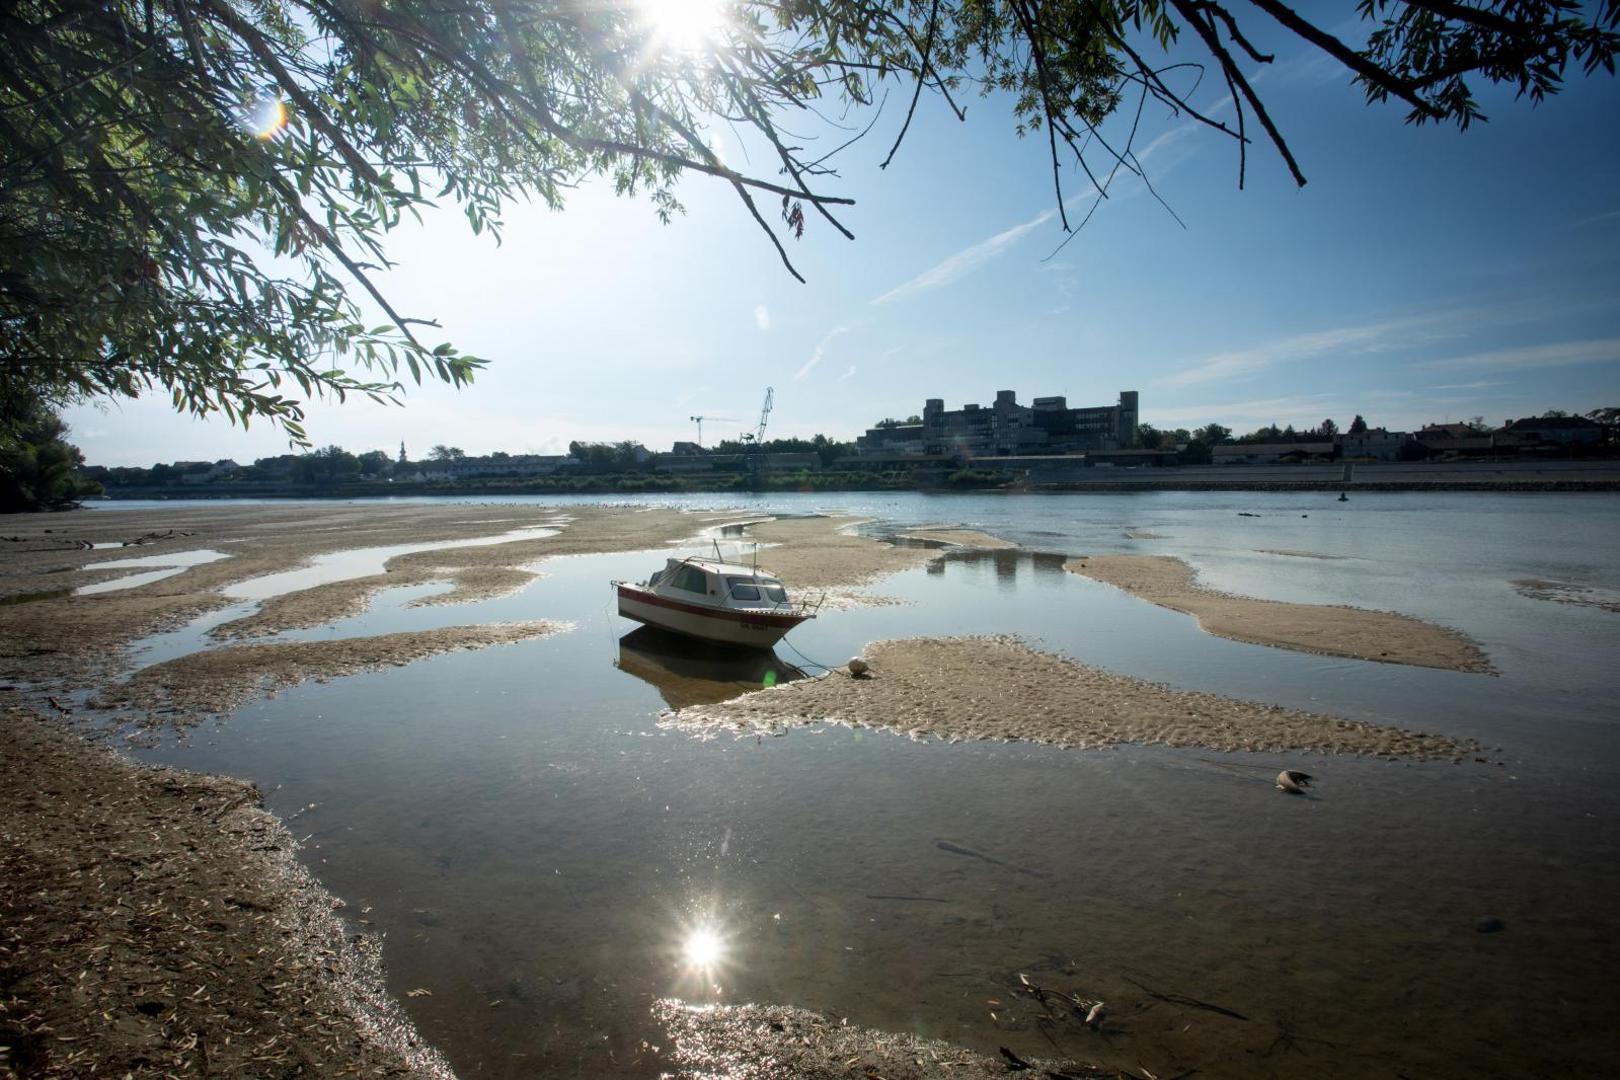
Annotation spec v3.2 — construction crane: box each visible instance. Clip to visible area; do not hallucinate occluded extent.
[745,387,773,446]
[688,415,738,448]
[742,387,774,486]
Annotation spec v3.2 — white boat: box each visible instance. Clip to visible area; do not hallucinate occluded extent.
[614,556,817,650]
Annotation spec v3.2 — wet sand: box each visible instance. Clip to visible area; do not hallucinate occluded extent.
[1064,554,1492,673]
[899,526,1019,549]
[671,636,1473,759]
[745,516,938,588]
[0,705,452,1078]
[651,999,1106,1079]
[0,504,726,682]
[93,621,568,720]
[1512,578,1620,613]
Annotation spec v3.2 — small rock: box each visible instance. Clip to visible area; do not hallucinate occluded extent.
[847,657,870,677]
[1475,917,1505,934]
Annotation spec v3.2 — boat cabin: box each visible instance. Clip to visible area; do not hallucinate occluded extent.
[646,557,791,610]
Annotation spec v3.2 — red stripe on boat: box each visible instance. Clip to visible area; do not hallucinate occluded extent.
[617,585,809,629]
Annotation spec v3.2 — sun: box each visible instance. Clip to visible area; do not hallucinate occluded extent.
[638,0,731,53]
[682,925,725,971]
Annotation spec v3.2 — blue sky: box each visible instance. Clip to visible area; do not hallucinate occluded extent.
[68,10,1620,466]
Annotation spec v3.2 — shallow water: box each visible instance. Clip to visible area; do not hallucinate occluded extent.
[224,523,562,601]
[114,492,1620,1078]
[76,547,231,595]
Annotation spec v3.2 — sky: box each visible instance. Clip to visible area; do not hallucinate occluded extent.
[66,5,1620,466]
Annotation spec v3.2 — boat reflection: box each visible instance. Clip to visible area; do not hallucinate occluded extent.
[614,626,807,710]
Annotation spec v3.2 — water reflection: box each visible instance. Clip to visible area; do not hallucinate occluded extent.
[613,626,806,709]
[76,548,231,595]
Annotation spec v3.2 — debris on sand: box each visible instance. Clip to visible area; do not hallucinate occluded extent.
[650,998,1109,1079]
[0,706,453,1079]
[669,636,1474,760]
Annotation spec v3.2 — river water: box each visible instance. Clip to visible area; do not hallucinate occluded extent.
[102,491,1619,1078]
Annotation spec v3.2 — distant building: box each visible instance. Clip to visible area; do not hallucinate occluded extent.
[1337,429,1408,461]
[652,452,819,474]
[670,441,703,456]
[415,454,574,481]
[1212,442,1336,465]
[1415,422,1478,441]
[1500,415,1603,446]
[857,390,1138,457]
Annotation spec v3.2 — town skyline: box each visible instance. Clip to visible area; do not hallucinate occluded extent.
[60,22,1620,468]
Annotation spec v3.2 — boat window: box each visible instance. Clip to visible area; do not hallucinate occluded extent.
[759,578,788,603]
[726,576,762,601]
[668,565,710,594]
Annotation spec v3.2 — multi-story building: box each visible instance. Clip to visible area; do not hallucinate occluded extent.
[857,390,1138,457]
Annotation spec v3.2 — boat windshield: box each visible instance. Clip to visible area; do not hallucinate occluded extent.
[727,575,788,603]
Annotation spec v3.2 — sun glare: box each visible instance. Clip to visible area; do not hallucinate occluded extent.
[639,0,730,52]
[682,925,725,971]
[251,97,288,141]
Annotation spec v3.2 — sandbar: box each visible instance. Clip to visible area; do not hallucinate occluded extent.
[899,525,1019,549]
[670,636,1472,759]
[0,705,452,1078]
[743,515,938,595]
[94,621,567,719]
[652,998,1106,1079]
[1064,554,1492,673]
[1512,578,1620,614]
[0,504,724,678]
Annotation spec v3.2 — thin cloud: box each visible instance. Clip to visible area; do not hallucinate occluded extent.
[754,304,770,331]
[795,326,848,381]
[1419,337,1620,372]
[837,365,857,382]
[1429,380,1507,391]
[873,208,1056,305]
[1160,312,1468,388]
[1574,208,1620,227]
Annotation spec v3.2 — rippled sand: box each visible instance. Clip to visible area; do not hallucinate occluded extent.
[1065,554,1492,673]
[93,621,569,720]
[671,635,1473,759]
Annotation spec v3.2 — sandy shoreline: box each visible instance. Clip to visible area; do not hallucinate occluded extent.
[1064,554,1493,673]
[0,705,453,1078]
[94,621,568,720]
[0,502,1491,1076]
[671,636,1474,760]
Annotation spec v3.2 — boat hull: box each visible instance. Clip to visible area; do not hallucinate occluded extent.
[616,584,810,650]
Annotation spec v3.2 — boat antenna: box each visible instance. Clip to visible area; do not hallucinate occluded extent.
[713,537,724,562]
[752,543,758,573]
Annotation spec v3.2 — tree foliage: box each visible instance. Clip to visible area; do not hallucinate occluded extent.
[2,0,1614,447]
[0,395,102,511]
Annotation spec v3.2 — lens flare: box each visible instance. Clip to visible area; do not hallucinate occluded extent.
[638,0,730,52]
[683,925,725,970]
[252,97,288,140]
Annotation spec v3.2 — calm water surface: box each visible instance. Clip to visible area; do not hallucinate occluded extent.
[110,492,1619,1078]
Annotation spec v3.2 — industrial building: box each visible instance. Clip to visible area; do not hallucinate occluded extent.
[856,390,1139,457]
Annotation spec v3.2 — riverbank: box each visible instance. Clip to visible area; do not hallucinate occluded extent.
[1063,555,1492,673]
[670,636,1475,759]
[0,704,454,1079]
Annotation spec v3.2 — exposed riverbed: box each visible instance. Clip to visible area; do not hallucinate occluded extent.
[3,491,1617,1078]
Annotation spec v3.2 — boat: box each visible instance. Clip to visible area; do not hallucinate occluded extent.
[613,555,818,650]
